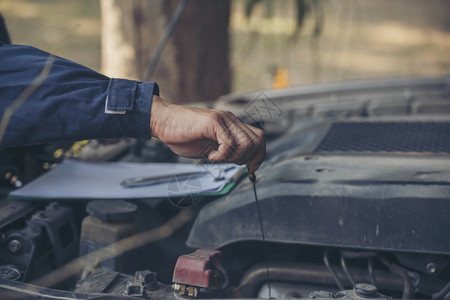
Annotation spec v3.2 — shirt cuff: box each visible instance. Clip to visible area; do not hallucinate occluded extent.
[105,78,159,140]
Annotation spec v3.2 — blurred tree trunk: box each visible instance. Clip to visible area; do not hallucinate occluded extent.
[163,0,231,103]
[100,0,178,100]
[100,0,231,103]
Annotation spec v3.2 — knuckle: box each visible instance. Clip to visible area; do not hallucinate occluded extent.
[223,110,235,117]
[216,109,230,118]
[223,110,239,123]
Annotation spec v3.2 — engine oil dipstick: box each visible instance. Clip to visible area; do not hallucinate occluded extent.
[248,170,272,299]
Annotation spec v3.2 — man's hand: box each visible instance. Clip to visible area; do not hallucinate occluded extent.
[150,95,265,172]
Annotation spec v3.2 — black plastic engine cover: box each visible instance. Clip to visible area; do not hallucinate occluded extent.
[187,155,450,255]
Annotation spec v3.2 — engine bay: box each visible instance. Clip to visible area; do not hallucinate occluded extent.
[1,77,449,299]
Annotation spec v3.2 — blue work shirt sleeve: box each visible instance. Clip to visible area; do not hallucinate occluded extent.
[0,42,159,149]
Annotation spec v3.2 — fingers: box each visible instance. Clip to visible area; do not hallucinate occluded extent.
[205,110,266,171]
[152,99,266,171]
[245,134,266,172]
[207,112,238,161]
[237,123,265,172]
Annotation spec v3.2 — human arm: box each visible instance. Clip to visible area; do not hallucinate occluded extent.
[0,43,265,171]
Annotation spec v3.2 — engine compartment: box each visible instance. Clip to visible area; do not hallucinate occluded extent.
[1,76,449,299]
